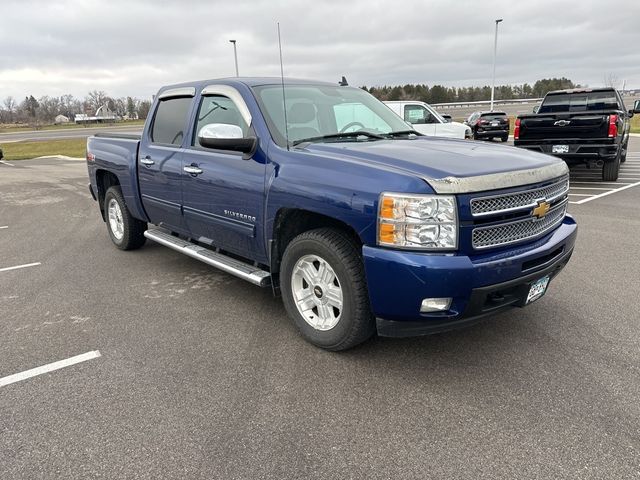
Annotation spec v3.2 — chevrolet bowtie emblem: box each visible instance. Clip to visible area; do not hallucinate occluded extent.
[554,120,571,126]
[532,200,551,219]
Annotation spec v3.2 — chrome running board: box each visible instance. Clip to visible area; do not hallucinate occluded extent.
[144,228,271,287]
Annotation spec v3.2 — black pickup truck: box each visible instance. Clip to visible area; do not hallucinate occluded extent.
[514,88,640,181]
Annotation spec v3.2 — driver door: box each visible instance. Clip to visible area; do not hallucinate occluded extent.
[181,88,266,260]
[403,104,438,136]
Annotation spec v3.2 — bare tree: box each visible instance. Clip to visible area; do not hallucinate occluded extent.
[1,96,17,123]
[604,73,620,89]
[85,90,109,113]
[37,96,62,123]
[59,94,81,118]
[3,96,16,114]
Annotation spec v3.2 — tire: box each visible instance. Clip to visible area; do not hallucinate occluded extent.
[280,228,374,351]
[104,186,147,250]
[602,150,621,182]
[500,135,509,142]
[621,139,628,163]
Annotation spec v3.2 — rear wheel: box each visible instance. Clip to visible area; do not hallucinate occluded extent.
[280,228,374,351]
[104,186,147,250]
[500,134,509,142]
[602,151,621,182]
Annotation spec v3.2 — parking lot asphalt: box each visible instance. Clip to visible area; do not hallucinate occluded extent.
[1,140,639,479]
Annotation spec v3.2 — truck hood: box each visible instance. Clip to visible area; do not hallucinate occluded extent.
[300,137,568,194]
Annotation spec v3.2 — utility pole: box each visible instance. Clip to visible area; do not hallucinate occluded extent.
[229,40,239,77]
[490,19,503,112]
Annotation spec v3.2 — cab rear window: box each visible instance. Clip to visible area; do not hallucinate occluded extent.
[539,91,619,114]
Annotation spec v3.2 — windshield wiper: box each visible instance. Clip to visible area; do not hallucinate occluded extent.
[384,129,421,138]
[292,131,385,146]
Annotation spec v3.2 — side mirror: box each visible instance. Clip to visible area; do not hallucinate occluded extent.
[532,105,539,114]
[633,99,640,114]
[198,124,256,154]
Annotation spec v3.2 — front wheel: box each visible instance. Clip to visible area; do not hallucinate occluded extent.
[104,186,147,250]
[280,228,374,351]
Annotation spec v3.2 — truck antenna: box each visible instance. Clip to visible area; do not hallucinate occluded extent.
[277,22,290,151]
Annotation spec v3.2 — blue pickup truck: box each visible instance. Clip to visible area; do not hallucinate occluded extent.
[87,77,577,350]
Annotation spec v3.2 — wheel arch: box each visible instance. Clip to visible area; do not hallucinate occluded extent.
[269,208,364,292]
[95,169,121,221]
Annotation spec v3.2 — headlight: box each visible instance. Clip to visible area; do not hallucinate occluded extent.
[378,193,458,250]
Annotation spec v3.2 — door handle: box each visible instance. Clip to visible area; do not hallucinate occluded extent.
[140,157,154,166]
[183,165,203,175]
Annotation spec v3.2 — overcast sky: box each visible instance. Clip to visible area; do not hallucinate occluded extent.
[1,0,639,101]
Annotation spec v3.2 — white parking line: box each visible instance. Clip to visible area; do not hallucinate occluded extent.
[0,226,8,229]
[0,160,15,167]
[570,181,640,205]
[571,182,631,185]
[571,177,640,181]
[568,193,593,197]
[569,186,617,190]
[0,262,41,273]
[0,351,101,388]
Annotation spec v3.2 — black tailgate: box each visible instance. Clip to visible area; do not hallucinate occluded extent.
[519,113,608,141]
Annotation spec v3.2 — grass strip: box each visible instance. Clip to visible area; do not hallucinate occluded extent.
[2,138,86,160]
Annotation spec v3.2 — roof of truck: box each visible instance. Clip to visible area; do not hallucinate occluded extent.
[160,77,339,91]
[546,87,615,95]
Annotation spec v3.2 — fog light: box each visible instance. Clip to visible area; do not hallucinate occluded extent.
[420,297,452,313]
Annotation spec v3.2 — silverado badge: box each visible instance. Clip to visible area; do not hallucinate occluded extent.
[532,200,551,219]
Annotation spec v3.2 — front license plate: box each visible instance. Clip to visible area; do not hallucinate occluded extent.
[552,144,569,154]
[526,276,550,304]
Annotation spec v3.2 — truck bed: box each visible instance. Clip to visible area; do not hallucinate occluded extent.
[86,133,147,222]
[93,132,142,141]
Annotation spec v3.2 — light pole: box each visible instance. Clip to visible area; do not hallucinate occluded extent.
[229,39,239,77]
[490,19,503,112]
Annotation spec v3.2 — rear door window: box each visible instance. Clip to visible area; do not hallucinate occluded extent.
[151,97,193,145]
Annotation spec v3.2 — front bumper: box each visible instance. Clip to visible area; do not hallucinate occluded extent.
[363,216,577,337]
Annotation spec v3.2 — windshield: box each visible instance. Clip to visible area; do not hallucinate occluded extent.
[252,84,412,147]
[538,91,619,113]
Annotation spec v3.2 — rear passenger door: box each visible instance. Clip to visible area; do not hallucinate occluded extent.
[138,89,195,234]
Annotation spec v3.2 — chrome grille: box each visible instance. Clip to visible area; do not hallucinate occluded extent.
[470,175,569,217]
[472,201,567,249]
